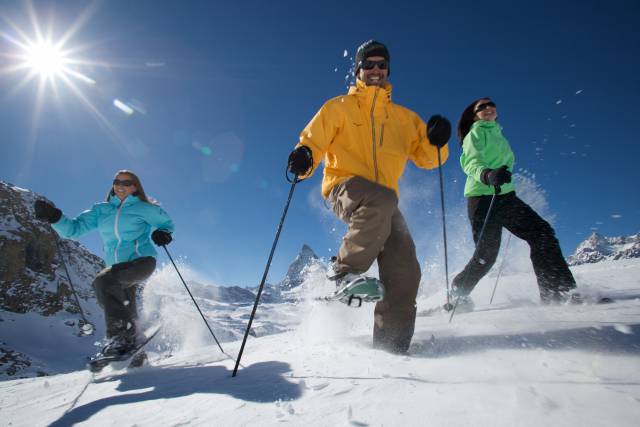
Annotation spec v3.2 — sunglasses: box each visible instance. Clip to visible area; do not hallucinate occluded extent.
[113,179,135,187]
[474,101,496,114]
[360,59,389,71]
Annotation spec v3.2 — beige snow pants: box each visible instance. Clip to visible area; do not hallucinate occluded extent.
[328,176,421,353]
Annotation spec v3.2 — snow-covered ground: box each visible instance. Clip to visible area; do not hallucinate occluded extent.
[1,259,639,426]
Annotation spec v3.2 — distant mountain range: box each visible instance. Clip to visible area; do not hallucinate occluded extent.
[567,231,640,266]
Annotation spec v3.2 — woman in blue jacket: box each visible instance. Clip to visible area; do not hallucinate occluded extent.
[35,170,174,357]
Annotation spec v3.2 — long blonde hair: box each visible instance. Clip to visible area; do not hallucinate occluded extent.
[106,170,152,203]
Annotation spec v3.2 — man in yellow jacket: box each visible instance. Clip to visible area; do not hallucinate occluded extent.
[288,40,450,353]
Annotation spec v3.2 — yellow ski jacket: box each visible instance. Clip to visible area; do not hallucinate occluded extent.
[297,79,448,198]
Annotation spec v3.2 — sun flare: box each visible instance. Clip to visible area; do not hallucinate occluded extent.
[23,40,66,77]
[0,3,125,147]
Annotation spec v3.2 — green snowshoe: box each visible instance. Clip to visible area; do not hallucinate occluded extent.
[333,273,385,307]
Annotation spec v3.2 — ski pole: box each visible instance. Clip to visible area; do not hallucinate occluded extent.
[162,245,226,354]
[489,232,512,305]
[449,185,501,323]
[436,146,453,311]
[233,178,299,377]
[53,236,95,336]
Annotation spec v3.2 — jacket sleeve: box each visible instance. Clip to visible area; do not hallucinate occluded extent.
[295,102,340,177]
[147,204,175,233]
[460,127,488,182]
[51,204,101,239]
[409,113,448,170]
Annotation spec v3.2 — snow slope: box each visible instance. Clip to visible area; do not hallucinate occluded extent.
[1,259,639,426]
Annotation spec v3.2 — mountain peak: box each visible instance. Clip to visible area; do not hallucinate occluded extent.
[300,244,317,258]
[279,245,322,290]
[568,231,640,266]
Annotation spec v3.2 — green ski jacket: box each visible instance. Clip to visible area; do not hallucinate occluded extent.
[460,120,515,197]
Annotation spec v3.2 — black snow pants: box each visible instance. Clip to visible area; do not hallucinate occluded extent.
[451,192,576,302]
[92,256,156,338]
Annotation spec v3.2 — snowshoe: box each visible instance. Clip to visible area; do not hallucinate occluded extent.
[332,273,385,307]
[88,325,161,373]
[453,295,475,313]
[566,290,615,305]
[101,335,137,357]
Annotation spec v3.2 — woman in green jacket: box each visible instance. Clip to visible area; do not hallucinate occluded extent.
[35,170,173,359]
[451,98,576,308]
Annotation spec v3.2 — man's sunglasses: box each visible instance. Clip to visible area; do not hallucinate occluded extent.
[113,179,135,187]
[360,59,389,71]
[474,101,496,114]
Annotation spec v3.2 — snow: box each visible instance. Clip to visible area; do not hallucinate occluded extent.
[1,259,640,426]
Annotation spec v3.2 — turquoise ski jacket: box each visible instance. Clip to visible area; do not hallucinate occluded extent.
[52,195,174,266]
[460,120,515,197]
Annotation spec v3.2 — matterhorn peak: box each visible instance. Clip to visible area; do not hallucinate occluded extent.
[279,244,322,290]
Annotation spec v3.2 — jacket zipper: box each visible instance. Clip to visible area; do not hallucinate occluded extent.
[113,202,124,263]
[370,88,380,182]
[135,240,140,256]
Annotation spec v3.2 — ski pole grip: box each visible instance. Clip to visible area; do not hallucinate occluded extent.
[494,185,501,195]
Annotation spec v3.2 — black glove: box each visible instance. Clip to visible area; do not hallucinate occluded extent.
[151,229,172,246]
[34,200,62,223]
[287,146,313,176]
[481,165,512,186]
[427,115,451,148]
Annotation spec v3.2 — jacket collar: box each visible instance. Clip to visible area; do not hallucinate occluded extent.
[109,194,141,207]
[472,120,502,131]
[348,79,393,104]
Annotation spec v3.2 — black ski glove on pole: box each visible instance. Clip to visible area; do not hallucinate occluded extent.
[481,165,512,186]
[287,146,313,176]
[427,115,451,148]
[151,229,172,246]
[34,200,62,223]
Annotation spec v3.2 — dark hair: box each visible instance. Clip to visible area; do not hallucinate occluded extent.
[457,97,491,145]
[106,170,152,203]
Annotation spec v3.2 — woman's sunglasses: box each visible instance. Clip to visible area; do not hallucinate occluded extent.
[474,101,496,114]
[360,59,389,71]
[113,179,135,187]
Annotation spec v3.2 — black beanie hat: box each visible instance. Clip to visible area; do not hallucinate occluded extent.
[355,40,390,77]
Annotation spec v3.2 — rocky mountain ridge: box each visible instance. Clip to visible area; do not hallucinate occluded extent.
[567,231,640,266]
[1,181,106,377]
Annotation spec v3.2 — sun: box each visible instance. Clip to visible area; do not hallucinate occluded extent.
[23,40,66,78]
[0,2,130,155]
[1,2,100,91]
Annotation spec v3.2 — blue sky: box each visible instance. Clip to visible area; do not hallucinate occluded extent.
[1,0,639,287]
